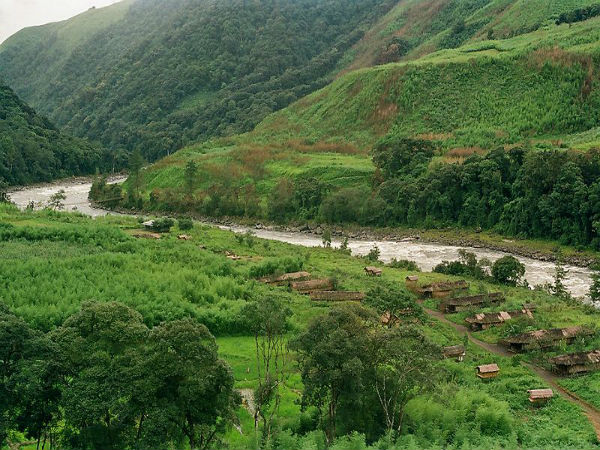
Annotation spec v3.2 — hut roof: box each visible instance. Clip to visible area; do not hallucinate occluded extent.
[260,271,311,283]
[477,363,499,374]
[406,275,419,281]
[443,345,466,358]
[420,280,468,293]
[444,292,503,307]
[528,389,553,399]
[365,266,383,274]
[465,309,532,325]
[549,350,600,366]
[503,326,592,344]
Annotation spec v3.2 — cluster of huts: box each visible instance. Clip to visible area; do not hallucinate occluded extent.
[259,271,366,302]
[406,274,598,406]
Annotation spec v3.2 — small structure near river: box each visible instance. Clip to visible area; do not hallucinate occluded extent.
[500,326,594,353]
[465,308,533,331]
[418,280,469,299]
[441,292,504,313]
[549,350,600,376]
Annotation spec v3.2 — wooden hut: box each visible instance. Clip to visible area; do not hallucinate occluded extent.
[418,280,469,299]
[364,266,383,277]
[291,278,334,293]
[476,363,499,379]
[522,303,537,312]
[309,291,365,302]
[465,308,533,331]
[441,292,504,313]
[528,389,553,404]
[405,275,419,292]
[443,345,466,362]
[500,326,594,353]
[549,350,600,376]
[259,271,311,285]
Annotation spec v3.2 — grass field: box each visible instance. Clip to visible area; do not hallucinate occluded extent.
[3,202,600,448]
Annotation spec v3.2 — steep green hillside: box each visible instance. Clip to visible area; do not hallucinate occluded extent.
[0,0,396,161]
[345,0,600,70]
[99,16,600,248]
[0,84,108,186]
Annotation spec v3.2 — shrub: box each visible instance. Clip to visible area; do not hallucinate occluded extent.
[387,258,420,271]
[248,257,304,278]
[491,255,525,286]
[178,217,193,230]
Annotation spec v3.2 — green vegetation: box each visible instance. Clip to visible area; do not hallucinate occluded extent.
[2,204,600,449]
[94,14,600,252]
[0,0,396,161]
[0,84,108,186]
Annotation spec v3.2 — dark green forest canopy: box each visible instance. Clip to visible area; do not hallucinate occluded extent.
[0,84,109,186]
[0,0,397,161]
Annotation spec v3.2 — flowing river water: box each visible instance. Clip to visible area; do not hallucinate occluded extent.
[7,178,596,299]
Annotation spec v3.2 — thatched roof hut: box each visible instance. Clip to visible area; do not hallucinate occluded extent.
[259,271,311,285]
[443,345,466,362]
[441,292,504,313]
[549,350,600,376]
[309,291,365,302]
[476,363,499,379]
[465,308,533,331]
[364,266,383,277]
[291,278,334,293]
[418,280,469,299]
[528,389,553,403]
[500,326,594,353]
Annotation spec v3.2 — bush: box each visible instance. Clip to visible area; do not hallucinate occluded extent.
[248,257,304,278]
[178,217,193,230]
[491,255,525,286]
[146,218,175,233]
[387,258,420,271]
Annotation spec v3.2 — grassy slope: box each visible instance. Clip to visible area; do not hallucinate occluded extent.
[134,17,600,219]
[2,202,600,448]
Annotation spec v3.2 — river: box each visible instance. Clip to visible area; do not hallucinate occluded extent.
[7,178,596,299]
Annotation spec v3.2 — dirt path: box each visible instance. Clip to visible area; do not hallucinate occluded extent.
[423,306,600,440]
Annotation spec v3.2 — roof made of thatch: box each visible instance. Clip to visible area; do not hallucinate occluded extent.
[477,363,499,373]
[504,326,591,344]
[420,280,469,292]
[443,345,466,357]
[549,350,600,366]
[445,292,503,307]
[528,389,553,399]
[465,309,532,325]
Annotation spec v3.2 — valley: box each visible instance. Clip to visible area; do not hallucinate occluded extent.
[4,0,600,449]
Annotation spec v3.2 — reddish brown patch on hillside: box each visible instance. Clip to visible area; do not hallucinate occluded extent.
[416,132,454,141]
[369,71,401,135]
[444,146,487,164]
[286,139,365,155]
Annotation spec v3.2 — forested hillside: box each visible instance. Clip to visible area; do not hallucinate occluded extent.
[0,0,397,161]
[101,13,600,249]
[0,84,108,186]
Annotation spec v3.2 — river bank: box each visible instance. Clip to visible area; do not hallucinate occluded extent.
[8,177,597,297]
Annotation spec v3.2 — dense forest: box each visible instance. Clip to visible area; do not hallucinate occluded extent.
[0,84,109,186]
[0,0,396,161]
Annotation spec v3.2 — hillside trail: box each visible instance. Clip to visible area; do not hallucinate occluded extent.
[423,306,600,440]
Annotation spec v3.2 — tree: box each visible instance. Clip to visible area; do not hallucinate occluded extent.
[590,265,600,302]
[241,297,292,443]
[364,284,422,328]
[371,326,440,433]
[128,149,145,200]
[47,190,66,210]
[290,305,377,443]
[552,259,569,298]
[184,160,198,196]
[0,179,9,203]
[372,137,435,179]
[491,255,525,286]
[143,319,238,450]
